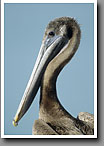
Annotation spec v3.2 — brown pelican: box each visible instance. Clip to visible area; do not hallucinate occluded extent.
[13,17,94,135]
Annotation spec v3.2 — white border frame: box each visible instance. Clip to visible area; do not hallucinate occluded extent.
[1,0,97,138]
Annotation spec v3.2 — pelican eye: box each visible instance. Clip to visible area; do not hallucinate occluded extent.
[48,31,55,37]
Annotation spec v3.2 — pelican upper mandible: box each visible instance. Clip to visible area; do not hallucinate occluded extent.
[13,17,94,135]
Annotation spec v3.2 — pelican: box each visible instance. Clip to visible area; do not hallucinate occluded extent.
[13,17,94,135]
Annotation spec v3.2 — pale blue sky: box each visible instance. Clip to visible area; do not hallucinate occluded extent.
[4,3,94,135]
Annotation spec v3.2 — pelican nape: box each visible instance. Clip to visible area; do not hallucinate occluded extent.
[13,17,94,135]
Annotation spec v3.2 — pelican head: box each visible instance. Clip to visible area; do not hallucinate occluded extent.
[13,17,81,126]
